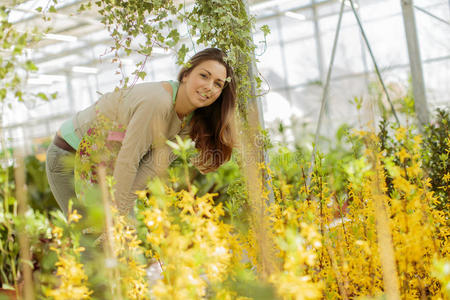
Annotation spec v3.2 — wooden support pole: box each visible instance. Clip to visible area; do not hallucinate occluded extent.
[14,150,35,300]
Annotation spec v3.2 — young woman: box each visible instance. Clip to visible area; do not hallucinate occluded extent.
[45,48,237,217]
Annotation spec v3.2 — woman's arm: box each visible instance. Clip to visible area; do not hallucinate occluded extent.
[124,127,191,212]
[112,98,171,215]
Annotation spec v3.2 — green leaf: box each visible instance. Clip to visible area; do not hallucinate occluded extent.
[260,24,270,37]
[0,88,6,101]
[138,71,146,80]
[14,90,23,101]
[35,7,43,13]
[49,5,57,13]
[36,92,49,101]
[2,40,11,49]
[11,75,21,88]
[25,60,38,72]
[177,44,189,66]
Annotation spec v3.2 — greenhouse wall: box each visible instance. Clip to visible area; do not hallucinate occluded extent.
[2,0,449,153]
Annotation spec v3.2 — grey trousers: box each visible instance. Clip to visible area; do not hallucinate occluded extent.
[45,142,76,216]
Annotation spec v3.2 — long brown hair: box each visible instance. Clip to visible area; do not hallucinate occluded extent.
[178,48,237,173]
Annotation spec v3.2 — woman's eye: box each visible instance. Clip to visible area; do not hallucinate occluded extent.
[215,83,222,88]
[200,74,207,78]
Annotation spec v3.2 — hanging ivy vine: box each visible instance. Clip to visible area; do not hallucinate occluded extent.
[0,5,56,109]
[77,0,269,117]
[186,0,270,117]
[3,0,270,118]
[79,0,184,88]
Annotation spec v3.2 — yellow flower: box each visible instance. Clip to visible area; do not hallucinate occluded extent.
[396,148,410,163]
[395,126,407,141]
[46,253,92,299]
[135,190,147,199]
[74,247,85,253]
[443,172,450,183]
[52,226,63,239]
[68,209,82,224]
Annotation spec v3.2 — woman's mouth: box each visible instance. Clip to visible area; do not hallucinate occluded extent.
[197,91,209,101]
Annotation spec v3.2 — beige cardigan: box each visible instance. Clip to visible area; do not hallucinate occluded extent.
[70,81,190,215]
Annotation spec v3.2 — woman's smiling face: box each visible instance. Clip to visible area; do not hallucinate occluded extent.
[182,59,227,109]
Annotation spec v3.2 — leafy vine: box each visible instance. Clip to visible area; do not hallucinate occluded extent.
[77,0,270,117]
[0,6,56,109]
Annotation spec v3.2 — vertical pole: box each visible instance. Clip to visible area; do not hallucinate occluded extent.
[45,119,50,138]
[98,166,124,300]
[65,72,76,114]
[14,149,35,300]
[312,0,325,83]
[239,0,279,280]
[21,126,30,156]
[400,0,429,129]
[306,0,346,187]
[244,0,274,205]
[311,0,330,135]
[95,73,100,93]
[356,0,370,89]
[275,7,291,103]
[348,0,400,124]
[86,76,95,105]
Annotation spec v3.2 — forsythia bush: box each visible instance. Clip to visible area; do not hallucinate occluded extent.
[42,123,449,299]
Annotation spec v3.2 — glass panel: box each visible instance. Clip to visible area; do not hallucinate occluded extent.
[257,44,286,89]
[284,38,319,85]
[414,0,448,8]
[360,14,409,68]
[71,77,96,111]
[26,123,47,139]
[261,89,300,146]
[320,26,367,77]
[280,10,315,43]
[148,56,177,82]
[415,3,450,60]
[423,59,450,109]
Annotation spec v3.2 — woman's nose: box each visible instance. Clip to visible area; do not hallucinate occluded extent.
[205,80,213,91]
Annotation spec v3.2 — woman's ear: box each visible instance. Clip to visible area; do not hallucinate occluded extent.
[181,72,188,83]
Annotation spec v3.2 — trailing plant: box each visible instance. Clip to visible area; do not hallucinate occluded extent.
[78,0,183,88]
[77,0,269,113]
